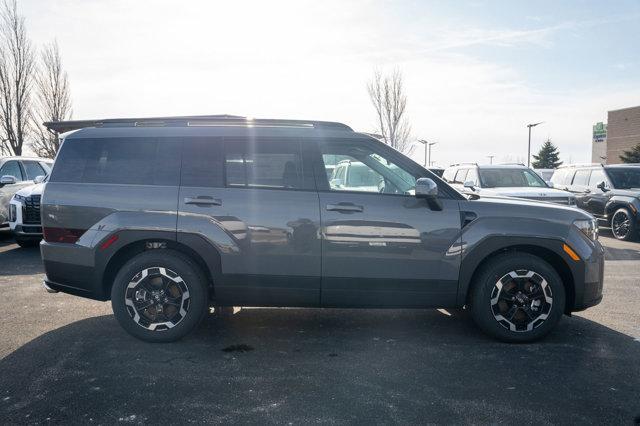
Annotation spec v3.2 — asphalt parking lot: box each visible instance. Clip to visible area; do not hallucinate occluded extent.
[0,229,639,424]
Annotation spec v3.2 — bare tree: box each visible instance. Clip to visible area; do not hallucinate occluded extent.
[0,0,35,156]
[367,69,411,152]
[30,41,71,158]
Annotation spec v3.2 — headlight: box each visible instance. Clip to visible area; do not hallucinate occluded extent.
[574,218,598,241]
[13,194,26,202]
[9,204,16,222]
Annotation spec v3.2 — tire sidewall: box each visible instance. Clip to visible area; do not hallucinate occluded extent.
[111,250,208,343]
[470,253,566,343]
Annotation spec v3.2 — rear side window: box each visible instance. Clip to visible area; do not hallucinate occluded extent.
[181,138,224,187]
[572,169,590,186]
[224,139,312,190]
[22,161,46,180]
[51,138,181,186]
[442,168,455,182]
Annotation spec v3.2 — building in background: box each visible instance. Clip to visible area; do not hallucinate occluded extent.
[591,122,607,163]
[606,106,640,164]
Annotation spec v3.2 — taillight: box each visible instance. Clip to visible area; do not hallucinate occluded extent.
[43,227,86,244]
[99,234,119,250]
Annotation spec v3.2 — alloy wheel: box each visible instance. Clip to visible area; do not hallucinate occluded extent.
[611,211,631,240]
[124,267,191,331]
[490,269,553,332]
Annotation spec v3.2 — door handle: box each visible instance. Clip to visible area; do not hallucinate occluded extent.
[326,203,364,213]
[184,196,222,206]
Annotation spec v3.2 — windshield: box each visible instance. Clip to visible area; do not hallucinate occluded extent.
[606,168,640,189]
[479,168,547,188]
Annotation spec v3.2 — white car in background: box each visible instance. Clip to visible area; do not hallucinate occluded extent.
[9,181,44,247]
[442,163,577,205]
[0,156,52,227]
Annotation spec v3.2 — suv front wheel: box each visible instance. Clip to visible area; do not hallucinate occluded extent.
[111,250,209,342]
[469,253,565,343]
[610,207,637,241]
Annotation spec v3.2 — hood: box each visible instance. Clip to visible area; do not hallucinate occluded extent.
[479,186,573,198]
[14,182,44,198]
[611,188,640,197]
[467,193,592,219]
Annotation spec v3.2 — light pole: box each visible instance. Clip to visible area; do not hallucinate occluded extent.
[526,122,543,167]
[418,139,438,167]
[487,155,494,164]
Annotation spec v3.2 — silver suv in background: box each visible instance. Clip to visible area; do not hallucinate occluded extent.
[0,156,52,227]
[443,163,576,205]
[40,115,603,343]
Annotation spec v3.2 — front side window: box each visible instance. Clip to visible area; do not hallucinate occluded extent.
[0,160,23,181]
[22,161,46,180]
[571,169,590,186]
[319,141,417,195]
[479,168,547,188]
[453,169,468,184]
[225,139,311,190]
[588,169,606,188]
[606,168,640,189]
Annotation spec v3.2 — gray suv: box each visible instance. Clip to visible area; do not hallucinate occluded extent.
[41,115,604,343]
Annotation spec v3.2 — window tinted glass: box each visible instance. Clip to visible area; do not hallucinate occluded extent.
[22,161,46,180]
[51,138,181,185]
[225,139,311,190]
[572,169,590,186]
[320,141,417,195]
[0,161,23,180]
[588,169,606,188]
[466,168,479,185]
[442,168,455,182]
[606,168,640,189]
[181,138,223,187]
[479,168,546,187]
[454,169,468,184]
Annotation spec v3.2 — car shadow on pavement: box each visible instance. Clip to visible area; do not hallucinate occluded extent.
[0,308,638,424]
[0,244,43,276]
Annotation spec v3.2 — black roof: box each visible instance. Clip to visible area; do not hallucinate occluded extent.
[44,114,353,133]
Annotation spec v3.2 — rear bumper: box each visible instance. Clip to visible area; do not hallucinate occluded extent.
[41,241,107,301]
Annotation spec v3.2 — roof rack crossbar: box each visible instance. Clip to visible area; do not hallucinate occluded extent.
[43,115,353,133]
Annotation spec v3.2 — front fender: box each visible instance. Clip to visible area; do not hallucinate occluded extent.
[605,196,639,218]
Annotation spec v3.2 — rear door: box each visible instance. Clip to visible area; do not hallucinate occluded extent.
[177,137,321,307]
[584,168,609,218]
[314,138,462,308]
[569,169,593,212]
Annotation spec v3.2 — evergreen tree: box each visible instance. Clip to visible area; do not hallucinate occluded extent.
[532,139,563,168]
[619,143,640,163]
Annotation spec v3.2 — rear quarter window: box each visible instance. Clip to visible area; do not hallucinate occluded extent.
[50,138,181,186]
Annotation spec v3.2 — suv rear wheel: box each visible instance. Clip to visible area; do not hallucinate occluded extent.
[611,207,636,241]
[469,252,565,343]
[111,250,208,342]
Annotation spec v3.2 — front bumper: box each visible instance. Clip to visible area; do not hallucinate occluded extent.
[571,238,605,311]
[13,224,43,239]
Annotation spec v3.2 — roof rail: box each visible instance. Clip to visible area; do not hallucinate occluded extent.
[43,115,353,133]
[498,162,526,166]
[449,162,478,167]
[557,163,603,168]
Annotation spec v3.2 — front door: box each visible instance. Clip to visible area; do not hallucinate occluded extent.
[177,136,321,307]
[314,138,462,308]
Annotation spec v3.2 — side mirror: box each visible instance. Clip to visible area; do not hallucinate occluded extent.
[596,181,608,192]
[463,180,476,190]
[0,175,17,186]
[415,177,442,211]
[34,175,45,184]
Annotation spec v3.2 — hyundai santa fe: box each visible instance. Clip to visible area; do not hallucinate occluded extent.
[40,115,604,343]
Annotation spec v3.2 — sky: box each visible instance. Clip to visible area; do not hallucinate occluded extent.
[20,0,640,167]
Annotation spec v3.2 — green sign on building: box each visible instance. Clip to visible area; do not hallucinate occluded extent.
[593,122,607,143]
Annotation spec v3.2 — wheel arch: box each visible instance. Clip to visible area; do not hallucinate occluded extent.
[459,239,576,314]
[605,197,637,220]
[100,233,222,301]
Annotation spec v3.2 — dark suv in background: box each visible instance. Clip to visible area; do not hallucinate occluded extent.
[40,115,604,343]
[551,163,640,241]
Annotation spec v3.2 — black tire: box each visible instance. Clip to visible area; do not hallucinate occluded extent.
[15,238,40,248]
[111,250,209,343]
[469,252,565,343]
[610,208,637,241]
